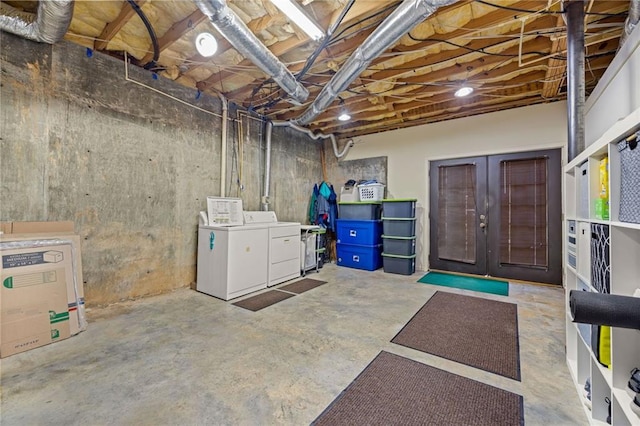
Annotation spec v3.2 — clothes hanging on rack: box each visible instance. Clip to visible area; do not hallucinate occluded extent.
[309,181,338,232]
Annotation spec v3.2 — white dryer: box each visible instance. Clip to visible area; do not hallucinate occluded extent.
[244,211,301,286]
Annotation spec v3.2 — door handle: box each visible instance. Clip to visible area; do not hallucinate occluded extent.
[479,223,486,229]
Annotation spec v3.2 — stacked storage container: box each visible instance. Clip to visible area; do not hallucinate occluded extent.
[381,199,417,275]
[336,202,383,271]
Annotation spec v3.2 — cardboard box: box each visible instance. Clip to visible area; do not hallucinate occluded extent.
[1,244,73,357]
[0,221,86,358]
[0,221,74,235]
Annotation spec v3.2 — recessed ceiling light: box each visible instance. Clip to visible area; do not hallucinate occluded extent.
[338,112,351,121]
[195,32,218,57]
[454,86,474,97]
[270,0,324,41]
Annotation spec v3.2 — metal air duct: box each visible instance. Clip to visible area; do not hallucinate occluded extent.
[195,0,309,105]
[619,0,640,49]
[0,0,74,43]
[293,0,457,125]
[566,0,585,161]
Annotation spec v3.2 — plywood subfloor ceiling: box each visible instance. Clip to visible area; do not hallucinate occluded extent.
[5,0,631,138]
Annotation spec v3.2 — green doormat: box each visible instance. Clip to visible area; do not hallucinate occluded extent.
[418,271,509,296]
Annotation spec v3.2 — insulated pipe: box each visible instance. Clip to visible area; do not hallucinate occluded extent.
[195,0,309,104]
[217,93,228,197]
[566,0,585,162]
[261,120,355,211]
[619,0,640,49]
[0,0,74,43]
[293,0,457,125]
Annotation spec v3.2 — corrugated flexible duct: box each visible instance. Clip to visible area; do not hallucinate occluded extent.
[293,0,458,125]
[195,0,309,105]
[0,0,74,43]
[619,0,640,49]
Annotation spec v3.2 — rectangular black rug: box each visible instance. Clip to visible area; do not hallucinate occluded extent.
[312,351,524,426]
[278,278,327,294]
[232,290,295,311]
[392,291,521,380]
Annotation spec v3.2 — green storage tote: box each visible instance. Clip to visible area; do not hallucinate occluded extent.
[382,253,416,275]
[382,199,416,218]
[381,235,416,256]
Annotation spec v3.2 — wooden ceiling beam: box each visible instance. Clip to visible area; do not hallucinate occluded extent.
[94,0,147,51]
[140,8,208,65]
[337,96,550,138]
[318,54,610,132]
[230,1,550,106]
[330,84,546,135]
[313,70,547,129]
[223,26,379,103]
[273,37,550,122]
[391,0,552,54]
[266,33,549,115]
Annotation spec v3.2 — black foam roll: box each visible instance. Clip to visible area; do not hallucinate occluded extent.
[570,290,640,330]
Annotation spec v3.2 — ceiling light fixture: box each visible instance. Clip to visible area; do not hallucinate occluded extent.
[337,98,351,121]
[195,32,218,57]
[338,112,351,121]
[454,86,474,97]
[269,0,325,41]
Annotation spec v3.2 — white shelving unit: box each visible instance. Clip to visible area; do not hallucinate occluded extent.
[564,107,640,425]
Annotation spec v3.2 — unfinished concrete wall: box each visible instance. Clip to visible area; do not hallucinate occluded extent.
[1,33,322,306]
[323,141,387,201]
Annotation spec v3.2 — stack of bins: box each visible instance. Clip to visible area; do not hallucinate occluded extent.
[381,199,417,275]
[336,202,383,271]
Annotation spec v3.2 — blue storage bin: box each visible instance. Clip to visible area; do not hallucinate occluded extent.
[336,219,383,246]
[337,243,382,271]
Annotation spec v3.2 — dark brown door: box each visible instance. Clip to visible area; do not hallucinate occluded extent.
[429,149,562,285]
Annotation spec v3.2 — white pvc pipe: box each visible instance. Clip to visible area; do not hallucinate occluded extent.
[262,120,355,211]
[218,93,228,197]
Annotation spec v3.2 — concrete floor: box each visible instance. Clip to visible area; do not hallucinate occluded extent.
[1,264,587,425]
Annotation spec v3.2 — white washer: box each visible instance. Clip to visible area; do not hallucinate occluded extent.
[196,223,269,300]
[244,212,301,286]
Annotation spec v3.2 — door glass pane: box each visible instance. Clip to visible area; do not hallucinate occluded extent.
[499,158,548,268]
[437,164,477,263]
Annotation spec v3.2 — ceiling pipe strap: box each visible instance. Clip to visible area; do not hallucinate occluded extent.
[195,0,309,105]
[293,0,457,125]
[0,0,74,43]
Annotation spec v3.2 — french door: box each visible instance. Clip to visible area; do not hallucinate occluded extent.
[429,149,562,285]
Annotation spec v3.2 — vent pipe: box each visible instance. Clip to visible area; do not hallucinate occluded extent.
[566,1,585,162]
[293,0,457,125]
[0,0,74,43]
[195,0,309,105]
[619,0,640,49]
